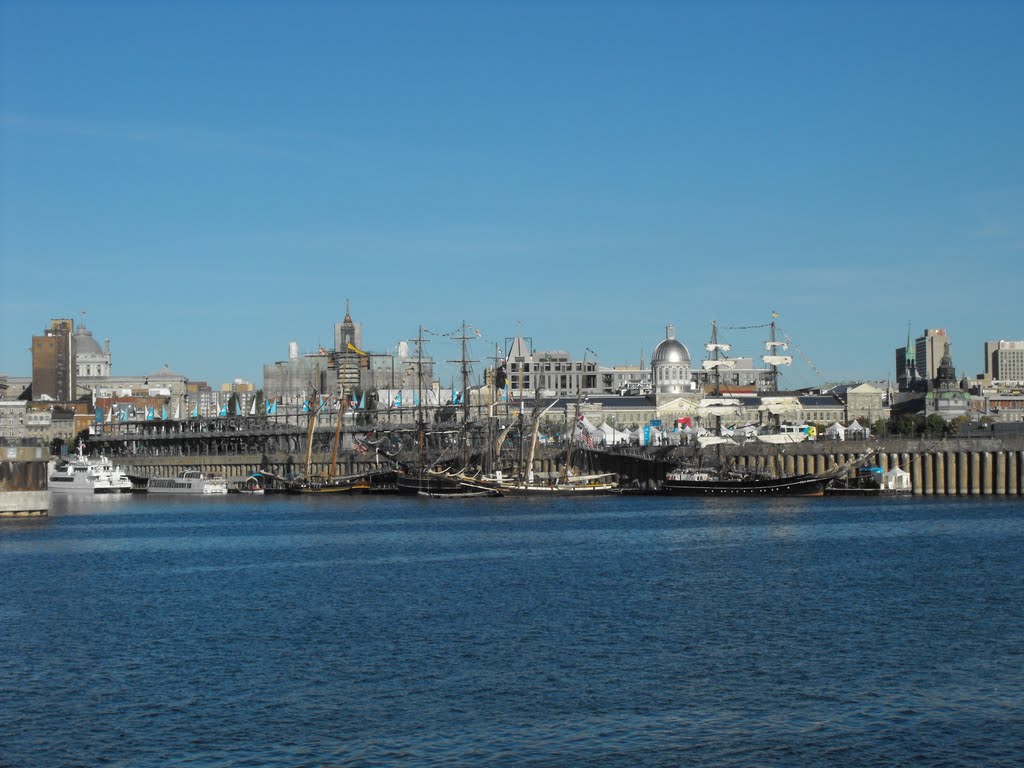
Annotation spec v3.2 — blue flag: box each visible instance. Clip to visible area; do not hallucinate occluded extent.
[394,392,402,407]
[95,407,104,424]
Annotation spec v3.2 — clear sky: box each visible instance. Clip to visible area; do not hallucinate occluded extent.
[2,0,1021,390]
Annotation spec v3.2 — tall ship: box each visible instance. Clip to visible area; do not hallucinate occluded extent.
[394,323,501,497]
[147,470,228,495]
[662,467,832,496]
[662,317,835,497]
[49,444,133,494]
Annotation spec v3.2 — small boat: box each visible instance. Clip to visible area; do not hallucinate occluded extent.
[235,475,266,495]
[147,470,228,495]
[825,466,884,496]
[49,444,133,494]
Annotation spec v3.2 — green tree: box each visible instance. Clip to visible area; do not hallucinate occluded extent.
[924,413,946,437]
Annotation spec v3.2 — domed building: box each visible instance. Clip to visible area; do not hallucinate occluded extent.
[74,324,111,379]
[651,324,692,395]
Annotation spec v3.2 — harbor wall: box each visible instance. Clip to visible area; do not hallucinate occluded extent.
[586,437,1024,496]
[106,438,1024,496]
[0,460,49,517]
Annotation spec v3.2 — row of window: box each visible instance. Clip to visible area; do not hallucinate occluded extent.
[509,362,594,373]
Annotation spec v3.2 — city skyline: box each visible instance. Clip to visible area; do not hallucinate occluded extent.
[2,2,1022,388]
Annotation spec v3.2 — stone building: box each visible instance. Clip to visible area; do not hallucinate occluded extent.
[74,323,111,381]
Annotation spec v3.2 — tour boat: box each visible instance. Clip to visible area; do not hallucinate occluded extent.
[49,445,133,493]
[147,470,228,495]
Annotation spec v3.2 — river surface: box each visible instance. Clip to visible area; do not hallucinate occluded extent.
[1,493,1022,767]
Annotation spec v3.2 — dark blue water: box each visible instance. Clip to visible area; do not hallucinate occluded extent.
[2,493,1022,767]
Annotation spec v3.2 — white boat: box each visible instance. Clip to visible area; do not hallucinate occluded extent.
[49,445,133,493]
[147,470,228,495]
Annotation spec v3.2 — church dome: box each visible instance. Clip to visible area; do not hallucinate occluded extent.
[651,325,690,365]
[74,325,104,357]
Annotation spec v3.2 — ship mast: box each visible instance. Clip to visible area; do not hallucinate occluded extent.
[447,321,478,469]
[303,384,320,479]
[761,311,792,393]
[562,347,591,483]
[415,325,430,480]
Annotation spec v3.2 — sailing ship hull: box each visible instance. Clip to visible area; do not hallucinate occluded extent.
[288,479,365,494]
[396,472,504,497]
[662,473,829,497]
[396,473,467,495]
[479,481,615,496]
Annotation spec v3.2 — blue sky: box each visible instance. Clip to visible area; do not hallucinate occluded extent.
[2,0,1021,390]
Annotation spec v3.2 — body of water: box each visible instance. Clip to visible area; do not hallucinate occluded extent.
[1,493,1022,766]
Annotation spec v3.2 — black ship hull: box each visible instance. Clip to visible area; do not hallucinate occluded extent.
[662,473,830,497]
[395,473,492,496]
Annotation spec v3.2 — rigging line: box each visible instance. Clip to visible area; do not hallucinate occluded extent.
[776,325,829,383]
[722,322,774,331]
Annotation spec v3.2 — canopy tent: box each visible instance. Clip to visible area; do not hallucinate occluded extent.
[882,467,911,491]
[846,419,870,438]
[824,422,847,440]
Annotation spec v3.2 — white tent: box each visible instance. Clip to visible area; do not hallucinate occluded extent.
[883,467,911,492]
[846,419,870,439]
[824,422,847,441]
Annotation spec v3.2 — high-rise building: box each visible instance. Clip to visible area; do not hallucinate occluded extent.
[985,340,1024,383]
[915,328,950,382]
[32,319,76,401]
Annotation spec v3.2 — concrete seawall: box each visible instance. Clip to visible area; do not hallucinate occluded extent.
[0,460,49,517]
[589,437,1024,496]
[108,437,1024,496]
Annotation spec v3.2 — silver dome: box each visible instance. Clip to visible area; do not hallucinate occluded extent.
[74,326,104,357]
[651,325,690,365]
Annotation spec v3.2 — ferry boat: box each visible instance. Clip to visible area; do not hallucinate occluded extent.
[147,470,228,495]
[49,445,133,493]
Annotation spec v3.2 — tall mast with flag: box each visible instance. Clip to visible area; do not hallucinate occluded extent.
[762,311,792,393]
